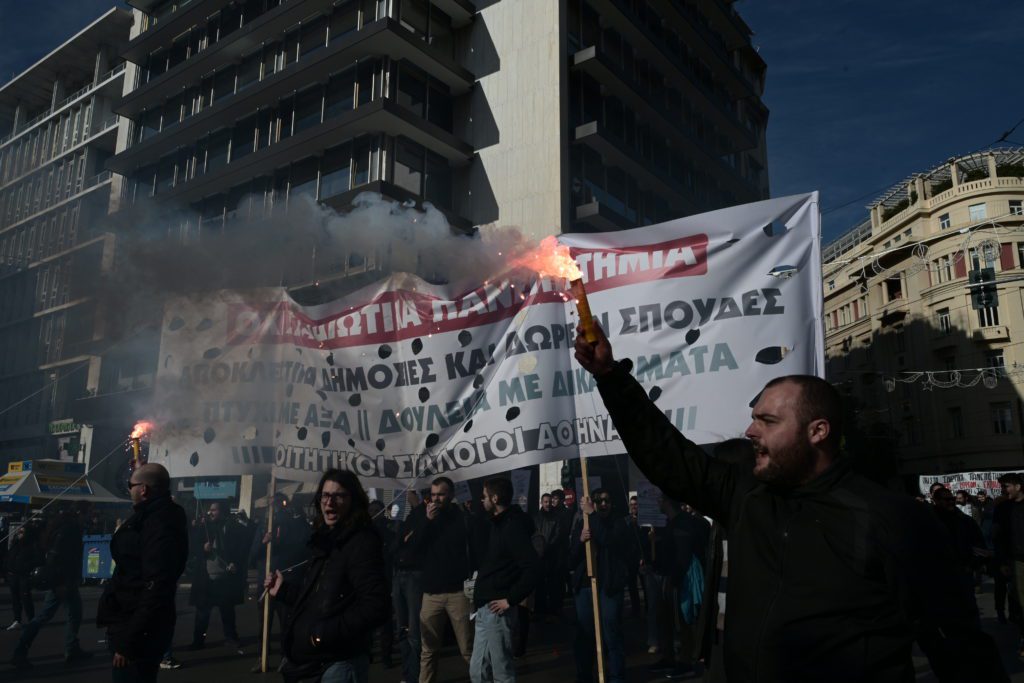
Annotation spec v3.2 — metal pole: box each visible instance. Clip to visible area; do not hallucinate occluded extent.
[580,457,605,683]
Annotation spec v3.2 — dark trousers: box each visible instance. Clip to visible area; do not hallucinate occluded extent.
[8,573,34,622]
[257,595,288,657]
[626,565,641,613]
[512,604,531,657]
[573,587,625,683]
[392,569,422,683]
[193,603,238,644]
[995,571,1022,620]
[537,554,567,616]
[111,658,160,683]
[16,585,82,657]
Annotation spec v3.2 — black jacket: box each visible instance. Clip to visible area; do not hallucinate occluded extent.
[5,533,40,576]
[533,509,563,552]
[97,495,189,661]
[597,362,986,683]
[248,510,311,577]
[568,511,635,596]
[40,514,84,587]
[278,520,390,669]
[188,517,249,606]
[473,506,541,608]
[405,503,473,594]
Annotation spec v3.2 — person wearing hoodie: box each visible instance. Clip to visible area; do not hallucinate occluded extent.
[265,469,390,683]
[470,478,541,683]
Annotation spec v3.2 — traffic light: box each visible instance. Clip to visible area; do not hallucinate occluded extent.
[969,267,998,309]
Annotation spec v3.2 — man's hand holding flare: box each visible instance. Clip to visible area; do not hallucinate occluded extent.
[574,322,616,377]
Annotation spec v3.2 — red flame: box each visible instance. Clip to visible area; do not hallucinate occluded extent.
[130,421,154,440]
[511,236,583,280]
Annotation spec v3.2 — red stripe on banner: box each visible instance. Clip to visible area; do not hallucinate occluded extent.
[568,234,709,293]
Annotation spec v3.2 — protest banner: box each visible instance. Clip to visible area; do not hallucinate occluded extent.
[512,469,531,508]
[636,477,667,527]
[918,471,1019,496]
[150,194,822,488]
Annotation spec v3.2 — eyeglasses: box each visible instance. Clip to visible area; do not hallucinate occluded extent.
[128,481,144,489]
[594,498,611,505]
[320,492,349,503]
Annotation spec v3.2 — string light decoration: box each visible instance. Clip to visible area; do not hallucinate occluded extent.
[880,365,1014,391]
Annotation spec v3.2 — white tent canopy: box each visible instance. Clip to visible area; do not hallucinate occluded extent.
[0,459,129,507]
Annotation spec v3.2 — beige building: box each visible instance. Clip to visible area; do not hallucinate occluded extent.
[823,147,1024,477]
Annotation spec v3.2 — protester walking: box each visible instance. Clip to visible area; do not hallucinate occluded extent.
[993,474,1023,625]
[469,478,540,682]
[188,501,248,653]
[532,493,563,619]
[405,476,475,683]
[265,469,389,683]
[369,499,396,668]
[11,506,91,669]
[570,488,635,683]
[575,324,1007,682]
[623,496,644,615]
[393,496,425,683]
[97,464,188,683]
[5,524,39,630]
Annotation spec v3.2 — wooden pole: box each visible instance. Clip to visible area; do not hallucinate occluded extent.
[259,474,276,674]
[579,457,606,683]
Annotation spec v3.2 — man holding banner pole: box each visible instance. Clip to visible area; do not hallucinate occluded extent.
[574,323,1007,682]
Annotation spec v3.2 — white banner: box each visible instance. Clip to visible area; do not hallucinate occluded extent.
[918,471,1017,496]
[150,193,822,488]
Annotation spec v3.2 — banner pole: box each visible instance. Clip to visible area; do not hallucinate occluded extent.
[580,456,605,683]
[260,473,276,674]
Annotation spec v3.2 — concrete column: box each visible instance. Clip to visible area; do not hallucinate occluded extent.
[987,152,998,179]
[93,48,110,85]
[11,102,24,135]
[914,177,926,204]
[950,162,960,190]
[870,205,881,230]
[922,175,932,199]
[50,79,66,112]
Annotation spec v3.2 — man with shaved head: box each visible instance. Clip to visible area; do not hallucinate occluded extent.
[575,325,1005,682]
[98,463,188,682]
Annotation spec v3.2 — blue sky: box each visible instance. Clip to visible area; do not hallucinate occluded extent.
[2,1,1022,244]
[738,0,1024,242]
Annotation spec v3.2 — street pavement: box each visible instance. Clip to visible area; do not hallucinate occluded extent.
[1,579,1023,682]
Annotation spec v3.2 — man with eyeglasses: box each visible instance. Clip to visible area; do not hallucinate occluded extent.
[97,463,188,683]
[569,488,634,683]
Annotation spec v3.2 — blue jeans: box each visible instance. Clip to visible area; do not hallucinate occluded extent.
[573,587,625,683]
[469,606,516,683]
[15,584,82,658]
[393,569,422,683]
[320,656,369,683]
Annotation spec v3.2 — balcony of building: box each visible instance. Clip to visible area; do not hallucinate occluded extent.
[583,0,753,146]
[0,172,113,239]
[571,45,756,200]
[118,5,472,118]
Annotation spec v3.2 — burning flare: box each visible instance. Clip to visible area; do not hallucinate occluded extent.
[513,236,598,343]
[130,421,154,440]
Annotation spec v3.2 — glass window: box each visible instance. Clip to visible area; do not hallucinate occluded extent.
[424,152,451,209]
[325,67,356,118]
[321,143,352,198]
[330,1,359,42]
[231,116,257,162]
[978,305,999,328]
[969,203,987,222]
[992,402,1013,434]
[396,65,426,117]
[293,86,323,134]
[213,66,236,103]
[1010,200,1023,216]
[353,138,373,186]
[278,99,294,141]
[937,307,951,334]
[399,0,428,37]
[139,108,161,141]
[263,42,281,78]
[300,16,328,58]
[429,10,453,57]
[356,60,376,106]
[393,139,424,195]
[986,349,1006,374]
[427,86,452,130]
[948,407,964,439]
[162,95,182,129]
[237,51,261,91]
[154,157,175,195]
[289,158,319,201]
[205,130,230,173]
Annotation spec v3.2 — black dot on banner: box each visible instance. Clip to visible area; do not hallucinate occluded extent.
[164,355,172,369]
[762,223,775,237]
[203,427,216,444]
[297,427,308,440]
[725,238,741,245]
[349,394,362,407]
[285,384,294,398]
[426,433,440,448]
[419,387,430,402]
[326,352,335,366]
[203,347,222,359]
[463,420,474,433]
[247,347,255,358]
[473,374,485,389]
[755,346,786,365]
[168,317,185,331]
[458,330,473,347]
[376,438,386,451]
[196,318,213,331]
[189,452,199,467]
[295,347,303,355]
[276,430,281,439]
[649,386,663,401]
[316,390,328,401]
[748,391,763,408]
[505,407,521,422]
[348,438,356,448]
[685,329,700,345]
[321,431,331,448]
[378,344,392,359]
[412,338,423,355]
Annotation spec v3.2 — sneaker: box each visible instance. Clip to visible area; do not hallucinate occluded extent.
[647,645,659,654]
[160,658,183,670]
[226,640,245,655]
[64,648,94,665]
[5,620,20,631]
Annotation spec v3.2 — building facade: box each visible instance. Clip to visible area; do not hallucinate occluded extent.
[822,147,1024,477]
[0,9,132,467]
[0,0,769,484]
